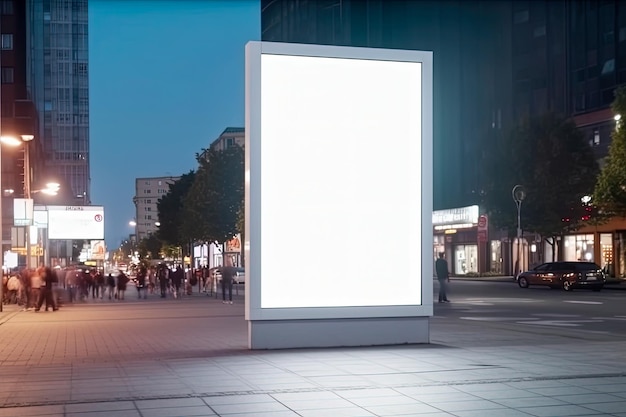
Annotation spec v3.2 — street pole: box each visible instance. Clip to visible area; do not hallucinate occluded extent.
[512,185,526,277]
[0,143,3,312]
[24,140,32,270]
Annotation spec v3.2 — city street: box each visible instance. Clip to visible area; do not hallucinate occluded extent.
[0,284,625,416]
[435,280,626,343]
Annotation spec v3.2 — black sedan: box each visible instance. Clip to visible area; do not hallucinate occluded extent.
[517,261,605,291]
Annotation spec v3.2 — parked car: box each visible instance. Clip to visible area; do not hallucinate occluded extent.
[517,261,605,291]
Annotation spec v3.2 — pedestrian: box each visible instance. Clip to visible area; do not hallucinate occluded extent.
[116,271,129,300]
[435,252,450,303]
[106,273,116,300]
[171,266,183,299]
[35,266,58,312]
[220,262,236,305]
[30,267,44,310]
[136,266,147,299]
[158,265,168,298]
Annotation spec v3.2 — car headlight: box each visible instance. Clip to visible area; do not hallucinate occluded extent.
[563,272,575,278]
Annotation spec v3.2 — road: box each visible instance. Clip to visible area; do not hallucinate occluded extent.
[433,280,626,345]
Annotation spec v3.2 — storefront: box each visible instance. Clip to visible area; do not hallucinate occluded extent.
[433,205,488,275]
[549,216,626,279]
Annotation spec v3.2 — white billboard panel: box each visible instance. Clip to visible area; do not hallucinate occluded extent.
[47,206,105,240]
[246,42,433,320]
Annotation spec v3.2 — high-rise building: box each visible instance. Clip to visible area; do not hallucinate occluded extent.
[26,0,90,205]
[260,0,512,211]
[1,0,41,251]
[132,176,180,241]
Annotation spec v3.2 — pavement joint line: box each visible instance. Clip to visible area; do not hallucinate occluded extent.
[2,371,626,409]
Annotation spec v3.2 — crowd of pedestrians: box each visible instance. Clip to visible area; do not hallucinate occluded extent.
[1,263,200,309]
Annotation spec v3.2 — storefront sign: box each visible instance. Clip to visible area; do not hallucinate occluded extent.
[432,205,479,226]
[477,214,488,242]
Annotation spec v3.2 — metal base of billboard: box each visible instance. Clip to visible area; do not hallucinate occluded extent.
[248,317,430,349]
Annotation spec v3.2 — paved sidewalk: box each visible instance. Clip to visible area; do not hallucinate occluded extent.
[1,291,626,416]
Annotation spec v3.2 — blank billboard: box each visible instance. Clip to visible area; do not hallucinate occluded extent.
[47,206,105,240]
[246,42,432,317]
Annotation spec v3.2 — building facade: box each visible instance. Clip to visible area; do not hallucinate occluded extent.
[132,176,179,241]
[261,0,626,278]
[198,127,244,158]
[26,0,90,205]
[261,0,512,212]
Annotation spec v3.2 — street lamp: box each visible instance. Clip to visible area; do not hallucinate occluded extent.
[512,184,526,277]
[0,135,34,310]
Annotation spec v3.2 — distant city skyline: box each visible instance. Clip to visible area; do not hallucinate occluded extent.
[89,0,260,248]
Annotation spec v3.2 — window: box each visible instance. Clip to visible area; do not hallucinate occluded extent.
[146,199,151,204]
[146,189,151,194]
[514,10,529,24]
[602,58,615,75]
[533,25,546,37]
[1,67,13,84]
[1,34,12,49]
[226,138,234,148]
[0,0,13,15]
[158,181,162,185]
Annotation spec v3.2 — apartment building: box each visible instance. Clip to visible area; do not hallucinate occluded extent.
[132,176,179,241]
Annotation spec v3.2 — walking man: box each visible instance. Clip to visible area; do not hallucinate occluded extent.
[435,252,450,303]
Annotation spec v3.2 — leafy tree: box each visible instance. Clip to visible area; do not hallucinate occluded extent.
[157,170,195,246]
[481,112,599,256]
[181,144,244,244]
[593,86,626,217]
[138,234,163,260]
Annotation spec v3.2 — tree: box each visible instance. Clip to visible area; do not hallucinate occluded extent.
[157,170,196,246]
[138,234,162,260]
[593,85,626,217]
[181,144,244,244]
[481,112,599,257]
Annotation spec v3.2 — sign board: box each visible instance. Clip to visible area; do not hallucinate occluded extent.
[13,198,34,226]
[477,214,488,242]
[245,41,433,348]
[47,206,105,240]
[90,240,106,260]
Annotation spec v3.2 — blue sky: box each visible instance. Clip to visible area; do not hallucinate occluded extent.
[89,0,260,248]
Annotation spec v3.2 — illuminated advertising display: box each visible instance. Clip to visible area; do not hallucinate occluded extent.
[245,41,433,347]
[47,206,105,240]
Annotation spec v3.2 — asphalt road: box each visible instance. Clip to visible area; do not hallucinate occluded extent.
[434,279,626,342]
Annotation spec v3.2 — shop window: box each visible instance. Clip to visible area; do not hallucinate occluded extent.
[600,233,613,275]
[563,234,594,262]
[454,245,478,275]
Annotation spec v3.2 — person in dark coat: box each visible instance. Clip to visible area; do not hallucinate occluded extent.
[116,271,129,300]
[435,252,450,303]
[35,266,58,312]
[220,264,236,305]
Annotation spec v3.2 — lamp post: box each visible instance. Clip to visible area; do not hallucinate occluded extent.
[512,184,526,277]
[0,135,32,310]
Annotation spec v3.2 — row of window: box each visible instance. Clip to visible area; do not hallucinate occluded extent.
[53,152,88,161]
[139,189,168,195]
